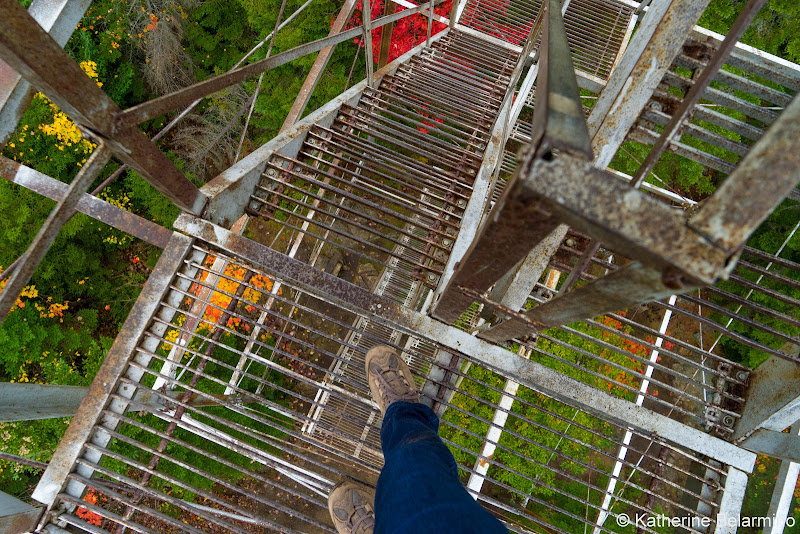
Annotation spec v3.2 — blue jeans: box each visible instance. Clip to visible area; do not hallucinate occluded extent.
[374,402,508,534]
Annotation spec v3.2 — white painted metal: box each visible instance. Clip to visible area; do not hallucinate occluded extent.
[714,467,749,534]
[764,421,800,534]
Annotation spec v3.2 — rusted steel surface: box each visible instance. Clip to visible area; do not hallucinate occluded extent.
[378,0,397,67]
[732,355,800,442]
[0,0,206,214]
[0,156,172,249]
[176,214,405,321]
[433,0,591,323]
[434,143,733,325]
[0,491,42,534]
[529,0,592,159]
[119,0,449,126]
[431,164,562,323]
[524,155,732,284]
[587,0,712,168]
[173,216,756,473]
[690,94,800,253]
[249,30,516,306]
[0,147,111,324]
[31,233,193,507]
[478,262,701,343]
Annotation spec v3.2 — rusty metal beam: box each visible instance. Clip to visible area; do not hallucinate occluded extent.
[478,262,700,343]
[763,421,800,534]
[0,491,42,534]
[732,354,800,442]
[435,151,732,326]
[690,94,800,253]
[0,0,206,214]
[0,146,111,324]
[528,0,591,160]
[431,2,559,324]
[280,0,359,131]
[119,0,447,126]
[32,232,194,507]
[0,0,90,146]
[631,0,769,189]
[0,156,172,248]
[377,0,397,67]
[587,0,711,167]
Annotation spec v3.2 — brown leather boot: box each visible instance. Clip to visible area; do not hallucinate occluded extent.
[364,345,420,415]
[328,481,376,534]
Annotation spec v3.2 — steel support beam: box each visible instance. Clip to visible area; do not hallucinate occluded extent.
[0,383,246,422]
[32,232,194,507]
[174,214,758,473]
[0,0,90,146]
[432,0,573,324]
[377,0,397,67]
[0,156,172,248]
[739,429,800,464]
[0,384,89,422]
[202,28,450,227]
[733,354,800,442]
[483,225,566,317]
[119,0,448,126]
[474,150,734,343]
[763,422,800,534]
[714,467,749,534]
[630,0,768,189]
[587,0,711,167]
[0,490,41,533]
[690,94,800,253]
[281,0,359,131]
[0,0,206,214]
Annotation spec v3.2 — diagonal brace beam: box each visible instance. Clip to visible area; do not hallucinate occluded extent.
[0,0,206,214]
[0,146,111,324]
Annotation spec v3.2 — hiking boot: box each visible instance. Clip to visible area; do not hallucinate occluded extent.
[328,481,375,534]
[365,345,420,415]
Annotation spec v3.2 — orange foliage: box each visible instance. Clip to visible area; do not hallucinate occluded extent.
[189,258,278,329]
[76,489,105,526]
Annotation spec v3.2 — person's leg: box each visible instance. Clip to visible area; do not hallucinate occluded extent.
[365,346,507,534]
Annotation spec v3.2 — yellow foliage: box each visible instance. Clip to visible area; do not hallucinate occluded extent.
[36,61,103,155]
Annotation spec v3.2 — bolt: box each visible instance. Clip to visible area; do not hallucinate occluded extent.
[443,238,452,247]
[457,199,467,207]
[267,168,277,177]
[427,273,437,282]
[565,238,576,247]
[722,415,735,427]
[736,371,748,381]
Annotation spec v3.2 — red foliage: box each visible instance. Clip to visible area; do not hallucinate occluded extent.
[76,489,105,527]
[344,0,453,64]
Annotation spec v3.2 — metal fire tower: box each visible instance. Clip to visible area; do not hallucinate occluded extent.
[1,0,800,531]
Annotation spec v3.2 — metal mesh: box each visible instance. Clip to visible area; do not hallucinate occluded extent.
[458,0,634,80]
[50,241,738,534]
[247,30,518,296]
